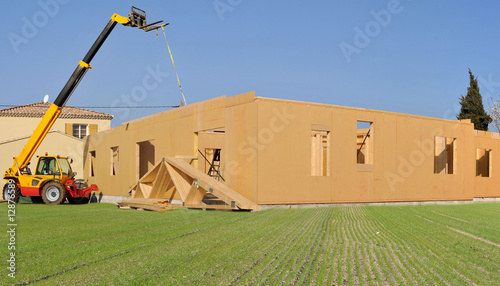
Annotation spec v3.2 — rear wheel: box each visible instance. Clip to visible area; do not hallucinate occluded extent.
[41,182,66,205]
[3,183,20,203]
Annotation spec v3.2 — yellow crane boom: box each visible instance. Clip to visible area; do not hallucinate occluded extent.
[4,6,167,180]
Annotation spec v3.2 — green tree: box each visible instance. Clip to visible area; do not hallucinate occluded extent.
[457,68,492,131]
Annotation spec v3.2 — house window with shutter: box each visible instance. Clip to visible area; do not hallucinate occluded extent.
[65,123,98,139]
[73,124,88,139]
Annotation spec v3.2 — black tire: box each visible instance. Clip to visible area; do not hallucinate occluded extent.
[3,183,20,203]
[41,182,66,205]
[30,196,44,204]
[67,194,91,204]
[2,184,9,200]
[67,179,90,204]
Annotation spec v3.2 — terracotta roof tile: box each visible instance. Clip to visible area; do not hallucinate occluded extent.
[0,102,113,120]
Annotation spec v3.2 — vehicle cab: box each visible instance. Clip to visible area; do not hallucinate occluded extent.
[18,155,75,197]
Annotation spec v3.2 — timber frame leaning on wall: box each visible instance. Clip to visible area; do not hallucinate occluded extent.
[84,91,500,205]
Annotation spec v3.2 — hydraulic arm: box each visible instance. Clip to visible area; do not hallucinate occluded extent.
[4,7,167,179]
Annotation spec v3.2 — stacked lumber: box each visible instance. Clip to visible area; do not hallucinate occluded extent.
[117,198,173,212]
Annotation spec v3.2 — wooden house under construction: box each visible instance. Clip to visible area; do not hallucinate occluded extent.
[84,91,500,209]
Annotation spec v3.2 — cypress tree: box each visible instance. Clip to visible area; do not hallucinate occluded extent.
[457,68,492,131]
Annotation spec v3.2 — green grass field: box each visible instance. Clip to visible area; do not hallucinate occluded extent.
[1,202,499,285]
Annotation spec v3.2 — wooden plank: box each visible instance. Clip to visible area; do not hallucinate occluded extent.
[311,133,316,176]
[165,162,192,201]
[129,184,140,199]
[134,184,145,199]
[175,155,198,160]
[118,198,173,212]
[149,162,170,199]
[120,198,163,203]
[318,134,323,175]
[140,183,152,198]
[164,157,259,210]
[166,179,177,201]
[184,181,206,205]
[139,160,162,183]
[171,204,236,211]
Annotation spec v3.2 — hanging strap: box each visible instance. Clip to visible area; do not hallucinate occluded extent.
[158,26,187,105]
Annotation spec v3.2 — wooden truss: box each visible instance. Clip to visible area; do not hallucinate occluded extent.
[121,157,259,211]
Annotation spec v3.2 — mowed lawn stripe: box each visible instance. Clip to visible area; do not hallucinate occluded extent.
[111,210,278,285]
[236,208,324,285]
[13,205,245,284]
[299,207,334,285]
[298,207,336,285]
[367,206,458,284]
[224,208,312,285]
[370,206,476,284]
[309,207,335,285]
[355,206,384,286]
[347,206,376,285]
[365,213,394,285]
[337,207,351,284]
[183,209,293,284]
[369,206,491,285]
[367,212,410,286]
[133,210,299,285]
[356,206,412,285]
[409,211,498,279]
[197,209,300,284]
[409,208,499,283]
[345,206,362,285]
[266,208,325,285]
[411,204,500,245]
[353,206,410,285]
[364,207,440,285]
[325,210,342,285]
[289,208,332,285]
[37,209,261,285]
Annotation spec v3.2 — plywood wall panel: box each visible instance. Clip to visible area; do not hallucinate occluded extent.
[225,101,257,202]
[474,132,500,197]
[84,93,500,202]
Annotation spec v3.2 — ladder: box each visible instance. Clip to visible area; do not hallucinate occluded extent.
[204,149,226,205]
[207,149,222,181]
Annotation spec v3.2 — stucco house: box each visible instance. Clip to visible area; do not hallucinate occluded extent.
[0,102,113,178]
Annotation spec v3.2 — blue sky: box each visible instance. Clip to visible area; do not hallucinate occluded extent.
[2,0,500,127]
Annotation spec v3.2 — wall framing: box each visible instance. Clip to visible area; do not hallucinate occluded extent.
[84,92,500,205]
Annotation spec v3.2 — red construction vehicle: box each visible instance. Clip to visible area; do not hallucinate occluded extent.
[2,7,166,205]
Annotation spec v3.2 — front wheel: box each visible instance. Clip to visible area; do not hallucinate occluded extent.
[41,182,66,205]
[3,183,20,203]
